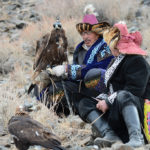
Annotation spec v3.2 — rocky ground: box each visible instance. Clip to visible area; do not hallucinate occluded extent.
[0,0,150,150]
[0,0,41,38]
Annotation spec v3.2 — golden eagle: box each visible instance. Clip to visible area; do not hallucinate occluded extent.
[8,109,65,150]
[28,19,68,94]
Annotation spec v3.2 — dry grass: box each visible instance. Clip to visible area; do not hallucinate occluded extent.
[36,0,84,19]
[21,17,55,45]
[0,12,11,21]
[0,39,12,65]
[0,80,24,127]
[36,0,139,24]
[62,18,82,51]
[0,38,27,74]
[95,0,139,23]
[0,39,24,61]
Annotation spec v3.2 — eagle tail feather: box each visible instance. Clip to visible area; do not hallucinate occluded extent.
[53,146,66,150]
[27,84,36,94]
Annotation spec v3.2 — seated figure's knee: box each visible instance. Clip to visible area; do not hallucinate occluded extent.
[116,90,135,110]
[84,68,106,92]
[78,99,86,118]
[78,98,96,121]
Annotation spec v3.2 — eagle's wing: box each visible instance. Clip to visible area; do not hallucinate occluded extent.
[31,34,52,82]
[33,33,51,70]
[8,116,65,149]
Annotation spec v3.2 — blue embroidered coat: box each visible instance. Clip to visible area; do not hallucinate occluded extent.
[67,37,113,80]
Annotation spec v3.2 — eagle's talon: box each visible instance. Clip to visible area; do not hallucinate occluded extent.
[46,68,54,75]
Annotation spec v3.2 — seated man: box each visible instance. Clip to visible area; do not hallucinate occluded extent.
[40,13,113,117]
[78,22,150,148]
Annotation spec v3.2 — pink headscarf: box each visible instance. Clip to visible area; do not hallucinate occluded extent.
[114,23,147,56]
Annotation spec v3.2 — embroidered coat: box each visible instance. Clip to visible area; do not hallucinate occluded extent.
[67,37,113,80]
[103,54,150,108]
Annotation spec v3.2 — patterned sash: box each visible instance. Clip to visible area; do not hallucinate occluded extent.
[105,54,125,87]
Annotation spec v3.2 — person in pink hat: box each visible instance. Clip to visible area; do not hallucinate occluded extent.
[93,22,150,148]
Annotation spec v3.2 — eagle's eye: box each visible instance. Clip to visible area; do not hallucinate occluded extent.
[58,24,62,28]
[53,23,62,30]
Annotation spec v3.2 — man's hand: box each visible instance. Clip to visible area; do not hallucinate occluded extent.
[96,100,108,113]
[51,65,67,77]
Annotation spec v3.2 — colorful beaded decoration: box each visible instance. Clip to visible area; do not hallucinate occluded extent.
[144,99,150,142]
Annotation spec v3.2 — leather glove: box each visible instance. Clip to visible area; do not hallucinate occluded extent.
[51,65,67,77]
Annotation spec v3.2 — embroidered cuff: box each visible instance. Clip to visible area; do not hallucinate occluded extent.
[68,64,81,80]
[105,92,117,107]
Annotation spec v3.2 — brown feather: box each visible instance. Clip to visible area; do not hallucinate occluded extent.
[33,33,51,70]
[103,27,120,49]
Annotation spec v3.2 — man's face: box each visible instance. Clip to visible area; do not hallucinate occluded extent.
[81,31,99,47]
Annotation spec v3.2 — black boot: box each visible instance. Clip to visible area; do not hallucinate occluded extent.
[122,105,144,147]
[86,110,121,147]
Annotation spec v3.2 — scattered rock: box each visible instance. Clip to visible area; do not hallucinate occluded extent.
[68,145,99,150]
[0,0,41,41]
[0,146,9,150]
[135,9,142,18]
[0,135,11,148]
[145,144,150,149]
[112,143,134,150]
[141,0,150,6]
[0,116,7,136]
[0,57,15,74]
[18,100,41,112]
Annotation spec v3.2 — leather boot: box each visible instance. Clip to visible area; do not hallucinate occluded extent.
[122,105,144,147]
[87,110,121,147]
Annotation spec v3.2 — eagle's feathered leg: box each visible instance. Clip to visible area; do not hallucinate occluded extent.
[43,76,57,108]
[31,71,40,83]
